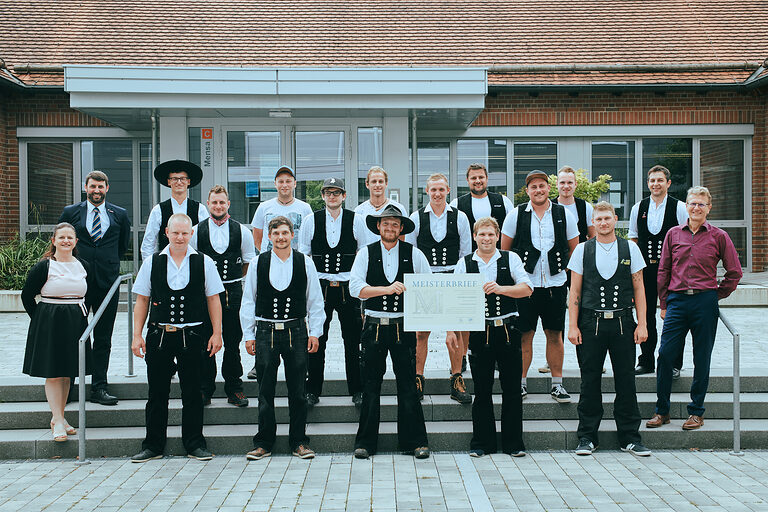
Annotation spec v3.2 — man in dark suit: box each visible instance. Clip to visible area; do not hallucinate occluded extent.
[59,170,131,405]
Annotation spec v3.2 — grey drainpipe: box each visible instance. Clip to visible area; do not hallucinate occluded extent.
[743,58,768,85]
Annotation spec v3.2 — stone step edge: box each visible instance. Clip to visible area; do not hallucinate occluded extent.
[0,419,754,460]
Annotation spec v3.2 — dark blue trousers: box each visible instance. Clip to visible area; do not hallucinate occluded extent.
[655,291,719,417]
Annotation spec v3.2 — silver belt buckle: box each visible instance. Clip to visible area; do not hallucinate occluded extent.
[684,290,695,295]
[493,319,503,327]
[274,322,285,330]
[380,317,390,326]
[603,311,614,319]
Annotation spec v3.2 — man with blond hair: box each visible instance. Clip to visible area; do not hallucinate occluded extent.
[355,166,409,245]
[450,216,532,457]
[406,173,472,403]
[647,186,741,431]
[567,202,650,457]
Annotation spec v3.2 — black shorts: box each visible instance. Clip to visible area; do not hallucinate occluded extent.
[516,284,567,333]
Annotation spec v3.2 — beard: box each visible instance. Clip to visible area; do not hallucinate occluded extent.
[87,191,104,205]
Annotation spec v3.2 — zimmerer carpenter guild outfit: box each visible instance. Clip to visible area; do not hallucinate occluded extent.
[628,195,688,372]
[451,191,514,250]
[132,246,224,455]
[299,205,368,401]
[454,249,532,454]
[568,237,646,447]
[350,208,432,454]
[239,249,325,453]
[22,258,93,378]
[191,216,256,402]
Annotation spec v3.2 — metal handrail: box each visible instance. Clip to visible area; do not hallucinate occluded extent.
[719,310,743,456]
[75,273,134,466]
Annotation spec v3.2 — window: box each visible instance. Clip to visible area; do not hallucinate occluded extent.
[642,138,692,202]
[357,127,383,204]
[81,140,134,222]
[295,131,346,211]
[592,141,636,220]
[456,139,507,198]
[27,143,73,225]
[513,142,557,198]
[225,130,282,224]
[700,140,744,221]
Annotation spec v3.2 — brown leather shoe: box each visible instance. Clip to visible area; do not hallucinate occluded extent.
[646,413,670,428]
[682,415,704,430]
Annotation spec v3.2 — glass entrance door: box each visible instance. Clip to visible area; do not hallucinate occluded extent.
[294,130,347,211]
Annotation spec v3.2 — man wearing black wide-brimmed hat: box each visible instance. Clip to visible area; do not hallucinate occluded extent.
[349,204,432,459]
[141,160,209,261]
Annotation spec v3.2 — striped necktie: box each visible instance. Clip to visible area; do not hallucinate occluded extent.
[92,208,102,242]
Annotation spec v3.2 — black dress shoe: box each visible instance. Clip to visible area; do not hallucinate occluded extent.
[247,366,258,380]
[306,393,319,406]
[202,393,212,406]
[634,365,654,375]
[131,448,162,463]
[352,392,363,407]
[89,389,118,406]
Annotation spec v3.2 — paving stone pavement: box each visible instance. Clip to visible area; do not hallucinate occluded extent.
[2,451,768,511]
[1,306,765,380]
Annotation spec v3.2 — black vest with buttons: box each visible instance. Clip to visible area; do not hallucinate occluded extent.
[196,219,243,282]
[254,250,308,320]
[365,241,414,313]
[581,238,634,311]
[464,251,518,317]
[456,192,507,250]
[511,202,570,275]
[310,208,357,274]
[637,196,680,266]
[158,198,202,251]
[553,197,589,243]
[416,206,460,267]
[148,253,207,325]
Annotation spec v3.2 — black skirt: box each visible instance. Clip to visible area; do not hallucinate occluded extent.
[22,302,92,378]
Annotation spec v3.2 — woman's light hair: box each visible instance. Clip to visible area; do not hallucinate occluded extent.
[473,216,500,235]
[686,186,712,204]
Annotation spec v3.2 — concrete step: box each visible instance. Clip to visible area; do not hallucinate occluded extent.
[0,392,759,430]
[1,368,765,402]
[0,419,756,460]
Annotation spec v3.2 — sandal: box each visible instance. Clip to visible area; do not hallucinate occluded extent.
[52,423,68,442]
[51,421,77,436]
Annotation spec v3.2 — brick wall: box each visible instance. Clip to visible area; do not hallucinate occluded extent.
[0,89,110,240]
[475,89,767,270]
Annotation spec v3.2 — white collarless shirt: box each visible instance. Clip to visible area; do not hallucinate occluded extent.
[86,201,110,235]
[354,199,409,245]
[189,218,257,282]
[453,249,533,320]
[132,245,225,328]
[500,201,580,288]
[405,203,472,272]
[239,250,325,340]
[298,209,368,282]
[349,241,432,318]
[627,194,689,238]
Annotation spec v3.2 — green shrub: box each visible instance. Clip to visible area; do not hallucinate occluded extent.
[0,234,48,290]
[513,169,612,205]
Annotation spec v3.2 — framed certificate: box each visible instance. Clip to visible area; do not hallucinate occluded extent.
[403,274,485,332]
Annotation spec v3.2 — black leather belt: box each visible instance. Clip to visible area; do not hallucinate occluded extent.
[365,316,403,326]
[255,319,304,331]
[587,308,633,319]
[485,316,515,327]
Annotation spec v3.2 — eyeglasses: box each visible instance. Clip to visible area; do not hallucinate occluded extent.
[686,202,709,209]
[323,189,344,197]
[168,177,189,183]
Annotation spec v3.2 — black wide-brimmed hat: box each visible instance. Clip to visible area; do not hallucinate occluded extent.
[154,160,204,188]
[365,204,415,235]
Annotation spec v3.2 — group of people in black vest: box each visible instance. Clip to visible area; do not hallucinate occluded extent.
[35,157,739,462]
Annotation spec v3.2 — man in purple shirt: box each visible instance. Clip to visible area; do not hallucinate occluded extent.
[646,186,742,431]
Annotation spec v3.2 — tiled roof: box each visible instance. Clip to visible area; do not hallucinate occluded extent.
[1,0,766,87]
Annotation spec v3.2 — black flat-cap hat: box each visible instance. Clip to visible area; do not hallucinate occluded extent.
[154,160,203,188]
[275,165,296,179]
[321,177,345,193]
[365,204,415,235]
[525,170,549,186]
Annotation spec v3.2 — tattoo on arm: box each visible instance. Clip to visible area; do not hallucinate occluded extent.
[632,272,642,282]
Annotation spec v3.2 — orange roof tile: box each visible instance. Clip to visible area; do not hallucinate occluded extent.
[1,0,766,87]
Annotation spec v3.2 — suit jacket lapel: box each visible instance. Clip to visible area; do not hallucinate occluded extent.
[79,202,89,233]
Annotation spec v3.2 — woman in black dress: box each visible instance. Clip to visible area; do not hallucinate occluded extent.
[22,222,92,442]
